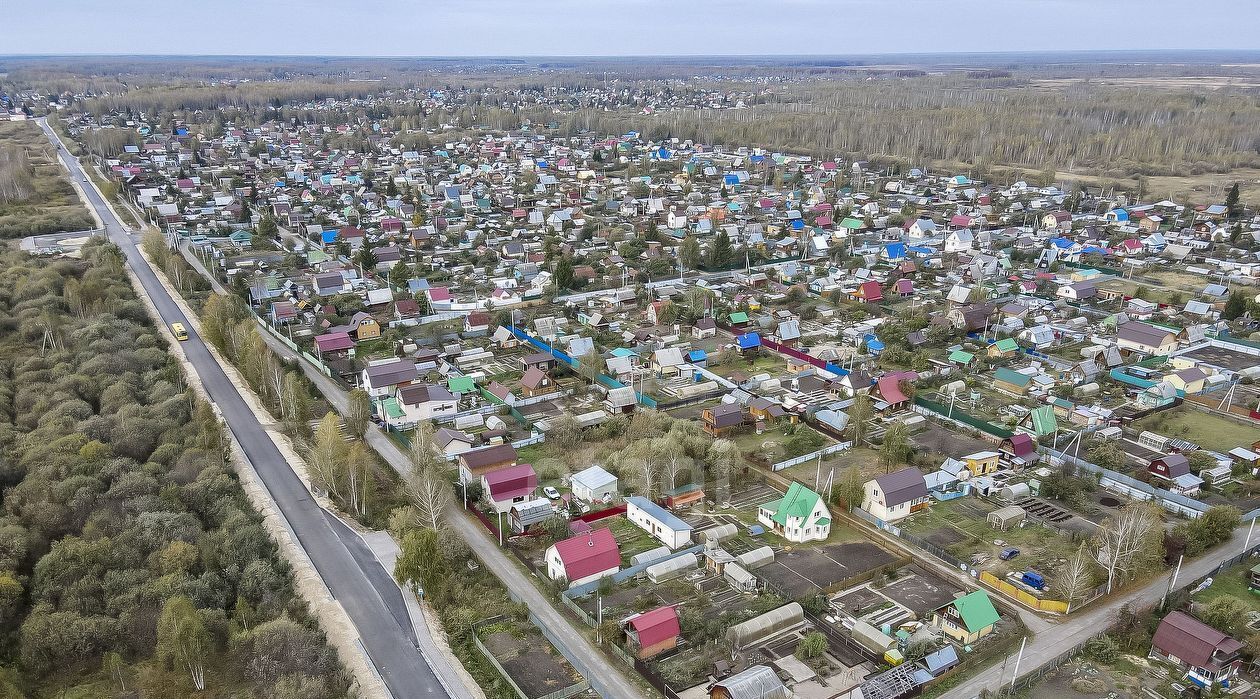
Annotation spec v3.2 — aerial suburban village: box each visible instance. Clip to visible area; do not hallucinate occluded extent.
[2,51,1260,699]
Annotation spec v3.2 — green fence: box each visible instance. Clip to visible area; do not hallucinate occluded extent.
[913,396,1013,439]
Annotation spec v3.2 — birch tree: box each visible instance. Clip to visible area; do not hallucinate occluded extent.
[345,388,372,439]
[406,465,451,532]
[157,596,210,691]
[309,412,345,498]
[343,442,371,517]
[1056,543,1097,611]
[1094,502,1162,593]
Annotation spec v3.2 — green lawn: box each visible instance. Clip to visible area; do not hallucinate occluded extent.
[1131,408,1259,451]
[1192,561,1260,612]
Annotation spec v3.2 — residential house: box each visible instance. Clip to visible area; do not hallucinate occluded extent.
[652,347,687,376]
[481,464,539,514]
[434,427,475,456]
[757,483,831,543]
[932,590,1000,645]
[313,331,354,359]
[395,383,458,425]
[603,386,639,415]
[545,528,621,587]
[702,402,746,436]
[1166,367,1208,395]
[361,359,417,398]
[862,468,929,523]
[1148,454,1204,496]
[626,496,693,549]
[519,367,555,397]
[1116,322,1178,356]
[988,337,1020,358]
[457,444,519,484]
[960,451,1001,477]
[993,367,1032,396]
[1150,611,1244,689]
[693,317,717,339]
[622,606,682,660]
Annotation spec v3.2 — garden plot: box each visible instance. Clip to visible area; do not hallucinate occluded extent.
[478,626,586,699]
[756,542,898,598]
[900,498,1080,575]
[910,421,995,460]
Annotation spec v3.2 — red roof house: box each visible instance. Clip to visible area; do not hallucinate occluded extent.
[481,464,538,513]
[874,375,910,409]
[1150,611,1244,688]
[314,331,355,355]
[623,606,682,659]
[851,280,884,303]
[545,528,620,587]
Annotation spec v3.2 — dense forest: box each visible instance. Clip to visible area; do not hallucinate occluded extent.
[0,241,349,697]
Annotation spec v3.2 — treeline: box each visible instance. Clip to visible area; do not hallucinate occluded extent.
[554,78,1260,177]
[0,146,35,205]
[0,241,349,697]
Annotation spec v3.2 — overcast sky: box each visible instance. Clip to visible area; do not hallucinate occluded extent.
[7,0,1259,56]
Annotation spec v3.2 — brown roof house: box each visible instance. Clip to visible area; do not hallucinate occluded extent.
[457,444,519,485]
[861,468,929,524]
[702,402,746,437]
[519,367,555,398]
[1150,611,1244,689]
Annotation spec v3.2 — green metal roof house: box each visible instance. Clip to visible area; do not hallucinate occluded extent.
[756,482,831,543]
[993,367,1032,395]
[933,590,1000,643]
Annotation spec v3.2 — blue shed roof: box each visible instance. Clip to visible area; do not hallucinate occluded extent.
[737,333,761,349]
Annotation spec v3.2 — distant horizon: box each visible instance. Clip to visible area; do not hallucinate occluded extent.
[4,48,1260,59]
[6,0,1259,57]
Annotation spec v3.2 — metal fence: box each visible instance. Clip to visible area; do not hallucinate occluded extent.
[472,616,591,699]
[913,396,1013,439]
[771,441,853,471]
[852,507,970,571]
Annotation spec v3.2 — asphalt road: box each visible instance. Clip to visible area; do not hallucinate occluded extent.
[171,232,651,699]
[36,119,451,699]
[941,523,1258,698]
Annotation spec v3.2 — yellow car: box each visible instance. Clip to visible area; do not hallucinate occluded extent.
[171,322,189,341]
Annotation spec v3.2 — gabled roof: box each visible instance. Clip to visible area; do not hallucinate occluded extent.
[1152,611,1243,669]
[571,465,617,491]
[551,528,620,581]
[942,590,1000,633]
[626,606,681,649]
[364,359,417,388]
[483,463,538,502]
[873,468,928,508]
[994,367,1032,388]
[626,496,692,532]
[459,444,518,469]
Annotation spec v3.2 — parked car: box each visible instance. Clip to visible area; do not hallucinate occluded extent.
[1000,547,1020,561]
[543,486,561,500]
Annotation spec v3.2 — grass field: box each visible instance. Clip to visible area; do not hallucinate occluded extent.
[1191,560,1260,613]
[1131,408,1259,451]
[0,120,94,238]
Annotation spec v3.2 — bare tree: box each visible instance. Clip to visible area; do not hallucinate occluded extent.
[1094,502,1161,593]
[343,442,371,517]
[406,466,451,531]
[1056,543,1097,611]
[345,388,372,439]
